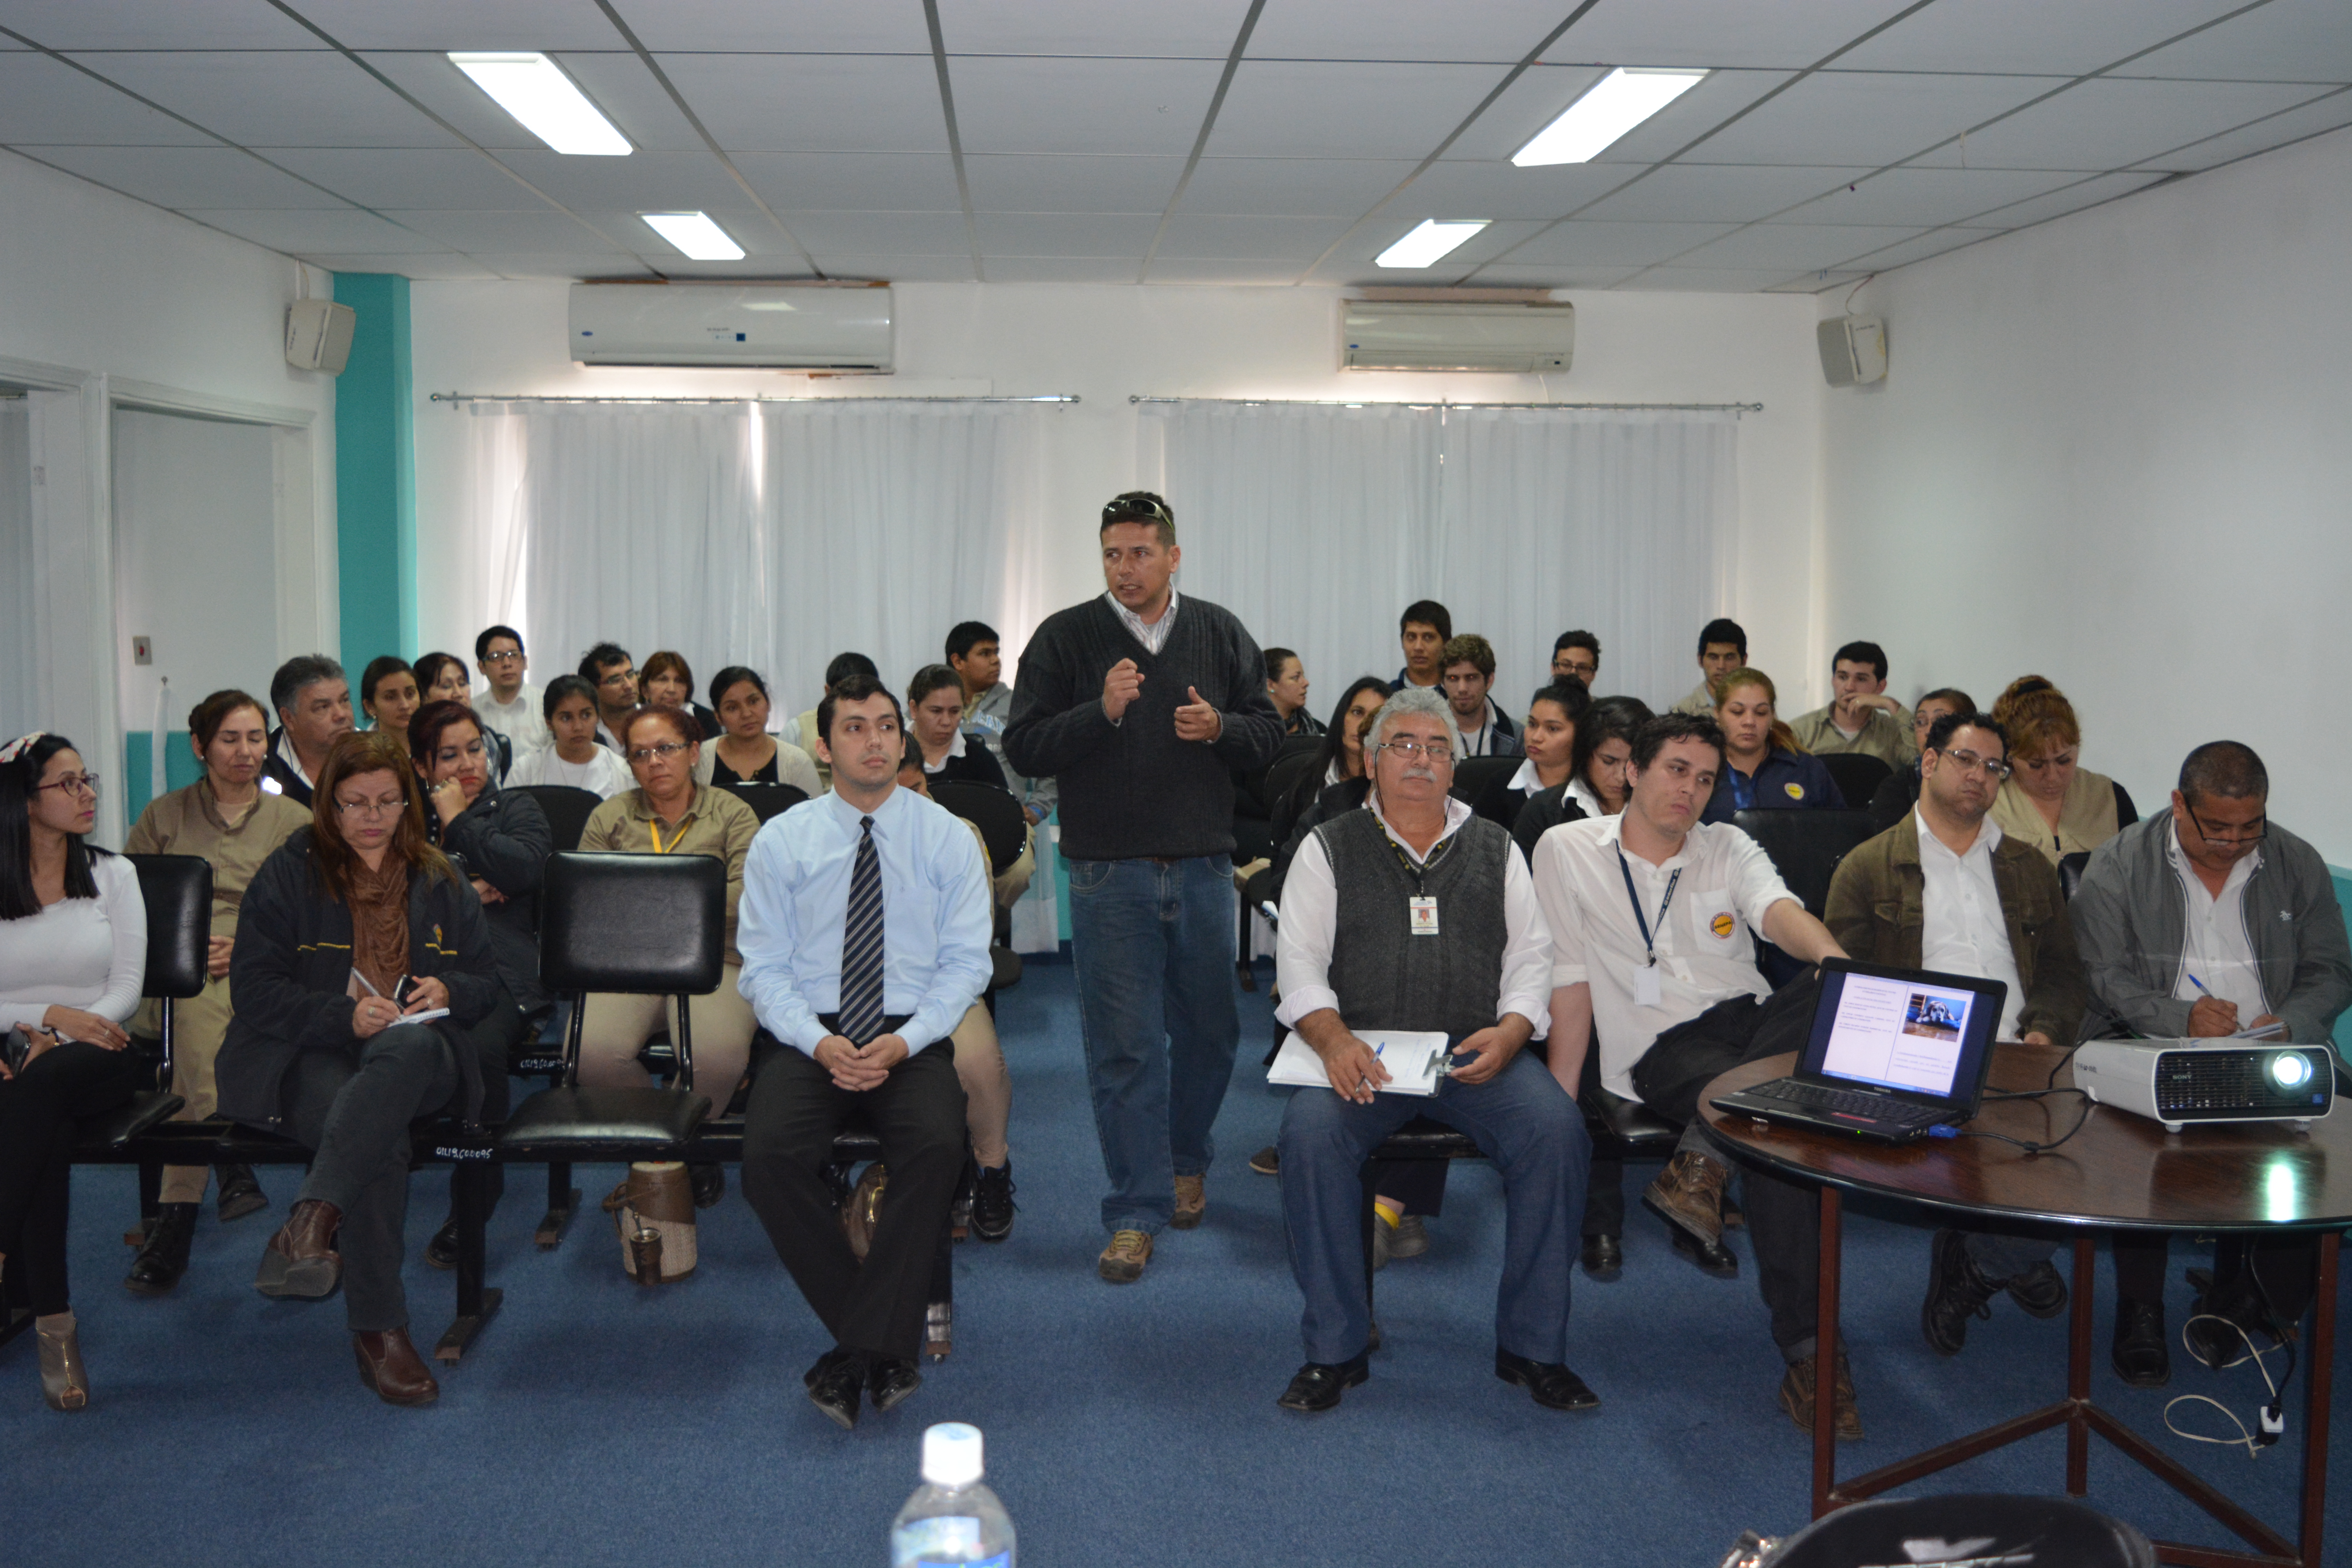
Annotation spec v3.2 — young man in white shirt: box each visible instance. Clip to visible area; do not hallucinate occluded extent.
[1438,634,1521,759]
[471,624,548,757]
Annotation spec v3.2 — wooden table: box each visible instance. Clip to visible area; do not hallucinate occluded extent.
[1699,1042,2349,1568]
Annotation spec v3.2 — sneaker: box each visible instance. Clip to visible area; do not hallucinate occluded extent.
[1778,1347,1862,1442]
[1920,1228,2002,1357]
[1388,1214,1429,1259]
[1249,1146,1280,1176]
[1098,1229,1153,1283]
[970,1162,1016,1243]
[1642,1151,1730,1248]
[1171,1174,1206,1230]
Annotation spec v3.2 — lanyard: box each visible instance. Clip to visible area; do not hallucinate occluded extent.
[1616,849,1680,966]
[649,815,690,855]
[1383,822,1456,894]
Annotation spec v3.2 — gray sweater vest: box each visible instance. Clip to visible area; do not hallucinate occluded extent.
[1316,809,1510,1038]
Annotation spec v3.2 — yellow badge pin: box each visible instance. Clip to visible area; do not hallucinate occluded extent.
[1710,912,1735,938]
[1784,782,1805,800]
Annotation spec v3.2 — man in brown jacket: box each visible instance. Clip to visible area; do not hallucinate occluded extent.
[1825,709,2088,1359]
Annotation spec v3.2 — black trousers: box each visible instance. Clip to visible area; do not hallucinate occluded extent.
[2113,1230,2322,1323]
[741,1030,965,1363]
[0,1041,144,1315]
[1579,1049,1625,1238]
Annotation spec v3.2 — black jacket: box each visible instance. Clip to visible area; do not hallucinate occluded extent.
[431,780,552,1012]
[263,728,314,808]
[928,738,1009,792]
[1509,784,1590,864]
[216,828,500,1131]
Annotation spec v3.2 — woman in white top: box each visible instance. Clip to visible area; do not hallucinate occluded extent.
[0,733,147,1412]
[504,675,632,799]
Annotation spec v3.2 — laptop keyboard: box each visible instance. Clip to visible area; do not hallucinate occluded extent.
[1745,1078,1945,1126]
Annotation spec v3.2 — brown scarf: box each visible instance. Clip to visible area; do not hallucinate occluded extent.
[347,854,413,1002]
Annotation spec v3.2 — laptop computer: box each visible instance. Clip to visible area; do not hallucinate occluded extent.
[1708,958,2006,1145]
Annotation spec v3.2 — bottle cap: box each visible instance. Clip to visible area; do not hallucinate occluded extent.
[921,1423,984,1486]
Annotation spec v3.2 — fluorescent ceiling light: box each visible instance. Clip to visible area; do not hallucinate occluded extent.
[449,52,630,156]
[642,211,745,261]
[1376,219,1489,269]
[1512,67,1708,167]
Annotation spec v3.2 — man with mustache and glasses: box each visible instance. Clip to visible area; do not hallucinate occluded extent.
[1269,688,1590,1415]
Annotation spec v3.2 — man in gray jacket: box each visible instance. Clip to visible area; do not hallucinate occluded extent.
[2071,741,2351,1385]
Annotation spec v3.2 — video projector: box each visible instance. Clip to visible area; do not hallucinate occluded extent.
[2073,1038,2337,1134]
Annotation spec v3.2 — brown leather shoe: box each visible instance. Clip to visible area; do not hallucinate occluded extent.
[1642,1151,1729,1248]
[255,1199,344,1299]
[1171,1174,1207,1230]
[1098,1229,1153,1282]
[353,1328,440,1407]
[1778,1347,1862,1442]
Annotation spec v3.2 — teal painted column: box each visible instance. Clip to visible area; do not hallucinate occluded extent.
[332,273,416,680]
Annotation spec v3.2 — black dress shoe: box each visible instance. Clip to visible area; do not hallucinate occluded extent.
[689,1163,725,1210]
[805,1349,865,1430]
[2005,1258,2069,1319]
[215,1163,268,1223]
[971,1161,1016,1242]
[1495,1348,1601,1412]
[423,1217,460,1272]
[1670,1225,1738,1278]
[1580,1233,1622,1281]
[2112,1299,2170,1387]
[125,1202,199,1296]
[867,1356,923,1413]
[1277,1352,1369,1413]
[2185,1274,2279,1369]
[1920,1228,2000,1357]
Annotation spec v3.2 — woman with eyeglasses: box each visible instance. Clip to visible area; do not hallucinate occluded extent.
[1701,668,1846,823]
[359,655,423,757]
[0,733,145,1410]
[412,653,512,782]
[119,690,309,1296]
[1987,675,2138,865]
[214,730,502,1406]
[575,706,761,1210]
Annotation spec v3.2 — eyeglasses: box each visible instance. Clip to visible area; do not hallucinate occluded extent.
[335,796,405,819]
[2185,804,2267,847]
[479,651,523,666]
[597,670,638,690]
[1376,739,1455,763]
[628,742,691,765]
[1932,747,2012,781]
[36,772,100,799]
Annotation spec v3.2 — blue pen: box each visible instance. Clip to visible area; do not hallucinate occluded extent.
[2184,973,2210,996]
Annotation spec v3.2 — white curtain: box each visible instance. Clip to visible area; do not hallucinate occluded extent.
[1143,401,1739,718]
[0,401,42,742]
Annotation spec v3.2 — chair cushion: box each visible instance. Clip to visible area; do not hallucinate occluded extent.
[1372,1114,1483,1159]
[990,948,1022,992]
[498,1085,711,1154]
[72,1091,187,1154]
[1584,1087,1680,1150]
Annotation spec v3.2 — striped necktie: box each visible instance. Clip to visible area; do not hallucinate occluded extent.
[838,815,885,1044]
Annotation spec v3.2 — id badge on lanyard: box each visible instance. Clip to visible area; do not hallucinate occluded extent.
[1408,895,1440,936]
[1617,850,1679,1009]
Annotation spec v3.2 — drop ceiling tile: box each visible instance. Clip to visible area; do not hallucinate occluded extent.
[1626,267,1824,291]
[1402,159,1634,220]
[2140,91,2352,171]
[1833,1,2249,75]
[952,56,1225,156]
[379,209,630,253]
[618,5,934,54]
[281,1,628,51]
[1913,78,2335,171]
[2114,0,2352,83]
[261,147,555,209]
[1769,167,2081,226]
[803,254,977,282]
[1689,73,2060,166]
[1457,265,1639,289]
[1210,61,1510,158]
[0,52,218,145]
[964,153,1185,212]
[461,251,660,279]
[548,51,714,153]
[1178,158,1421,217]
[1501,220,1742,268]
[1245,0,1595,64]
[935,0,1252,58]
[1580,163,1873,223]
[181,207,451,253]
[487,147,750,209]
[22,145,354,208]
[735,151,963,211]
[1835,229,1999,270]
[775,210,974,254]
[1668,222,1928,271]
[1448,64,1791,165]
[68,50,458,148]
[1142,258,1318,285]
[316,254,504,281]
[653,53,947,152]
[982,257,1151,284]
[973,211,1159,256]
[1154,212,1359,261]
[1550,1,1929,71]
[1950,170,2172,227]
[0,0,319,49]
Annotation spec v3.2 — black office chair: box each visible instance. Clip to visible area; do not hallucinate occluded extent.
[2058,849,2092,902]
[1728,809,1881,918]
[1753,1494,2154,1568]
[927,780,1027,999]
[1817,751,1892,807]
[1262,749,1324,826]
[510,784,602,854]
[715,780,808,825]
[498,853,725,1245]
[84,856,207,1151]
[1448,755,1521,813]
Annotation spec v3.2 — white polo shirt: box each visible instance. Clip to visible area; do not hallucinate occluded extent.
[1915,810,2026,1040]
[1532,813,1797,1100]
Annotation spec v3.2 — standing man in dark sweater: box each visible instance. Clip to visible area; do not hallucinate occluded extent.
[1005,490,1283,1282]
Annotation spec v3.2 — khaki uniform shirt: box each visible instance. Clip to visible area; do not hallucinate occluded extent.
[580,785,761,965]
[1789,702,1916,767]
[125,780,311,940]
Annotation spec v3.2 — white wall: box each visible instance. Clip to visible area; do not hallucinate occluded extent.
[410,281,1823,711]
[1821,127,2352,862]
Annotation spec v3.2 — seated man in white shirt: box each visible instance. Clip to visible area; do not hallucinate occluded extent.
[1530,712,1852,1431]
[735,675,993,1432]
[1272,687,1593,1416]
[471,624,548,757]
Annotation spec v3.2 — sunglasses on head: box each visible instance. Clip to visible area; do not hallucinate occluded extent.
[1102,495,1171,526]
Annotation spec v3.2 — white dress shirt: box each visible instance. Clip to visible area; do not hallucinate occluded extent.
[2167,826,2268,1017]
[1274,795,1552,1036]
[1532,813,1797,1100]
[1915,810,2027,1039]
[1565,777,1607,818]
[736,784,992,1058]
[921,729,968,774]
[474,683,550,755]
[1107,587,1179,656]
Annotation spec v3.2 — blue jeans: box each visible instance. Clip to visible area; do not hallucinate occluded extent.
[1279,1049,1588,1365]
[1067,854,1240,1235]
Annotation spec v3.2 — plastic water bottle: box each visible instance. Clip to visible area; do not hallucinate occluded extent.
[890,1423,1015,1568]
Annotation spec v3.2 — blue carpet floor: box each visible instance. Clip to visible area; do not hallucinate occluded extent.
[3,964,2344,1567]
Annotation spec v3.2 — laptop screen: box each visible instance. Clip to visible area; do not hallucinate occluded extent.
[1802,962,2003,1103]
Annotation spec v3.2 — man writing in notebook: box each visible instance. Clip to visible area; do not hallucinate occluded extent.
[1824,711,2087,1364]
[1270,687,1592,1416]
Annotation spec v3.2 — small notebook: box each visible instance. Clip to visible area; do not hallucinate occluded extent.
[1269,1030,1454,1097]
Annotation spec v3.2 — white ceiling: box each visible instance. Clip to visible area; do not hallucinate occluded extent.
[1,0,2347,292]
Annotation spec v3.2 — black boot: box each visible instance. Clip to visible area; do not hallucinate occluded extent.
[689,1162,725,1210]
[215,1163,267,1222]
[125,1202,200,1296]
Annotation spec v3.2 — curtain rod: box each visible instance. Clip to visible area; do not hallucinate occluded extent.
[430,392,1078,405]
[1129,395,1760,413]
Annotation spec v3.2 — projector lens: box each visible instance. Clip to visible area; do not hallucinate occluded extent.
[2270,1052,2311,1089]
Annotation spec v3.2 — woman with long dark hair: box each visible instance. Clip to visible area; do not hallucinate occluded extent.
[706,666,822,795]
[216,730,501,1406]
[413,653,511,781]
[0,733,146,1410]
[359,656,422,757]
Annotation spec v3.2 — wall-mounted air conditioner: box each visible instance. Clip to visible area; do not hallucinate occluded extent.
[568,283,894,371]
[1341,298,1574,372]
